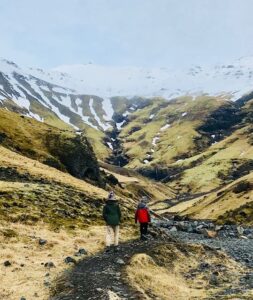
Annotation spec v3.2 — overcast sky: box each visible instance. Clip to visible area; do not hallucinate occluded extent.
[0,0,253,69]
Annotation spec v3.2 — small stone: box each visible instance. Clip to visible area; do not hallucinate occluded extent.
[78,248,88,255]
[64,256,76,264]
[237,226,244,236]
[20,297,26,300]
[44,262,55,268]
[170,226,177,232]
[215,225,223,231]
[203,229,217,238]
[39,239,47,246]
[44,278,51,287]
[116,258,125,265]
[4,260,11,267]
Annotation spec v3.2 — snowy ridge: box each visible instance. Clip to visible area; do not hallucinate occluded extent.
[0,59,113,131]
[51,56,253,100]
[1,56,253,132]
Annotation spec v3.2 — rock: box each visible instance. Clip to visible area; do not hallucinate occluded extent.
[107,290,121,299]
[233,181,250,193]
[209,274,219,286]
[240,235,248,240]
[64,256,77,264]
[75,248,88,256]
[203,229,217,238]
[44,262,55,268]
[199,262,210,270]
[4,260,11,267]
[237,226,244,236]
[39,238,47,246]
[196,225,204,230]
[78,248,88,255]
[115,258,125,265]
[44,278,51,287]
[20,297,26,300]
[215,225,223,231]
[170,226,177,232]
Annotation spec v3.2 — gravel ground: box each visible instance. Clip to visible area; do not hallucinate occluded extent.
[170,231,253,269]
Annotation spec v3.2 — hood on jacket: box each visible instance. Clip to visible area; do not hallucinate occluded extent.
[137,202,147,209]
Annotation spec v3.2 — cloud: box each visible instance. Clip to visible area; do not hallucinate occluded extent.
[0,0,253,68]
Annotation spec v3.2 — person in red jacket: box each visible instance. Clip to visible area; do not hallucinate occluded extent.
[135,197,151,240]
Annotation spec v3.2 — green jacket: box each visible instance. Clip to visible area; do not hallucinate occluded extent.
[103,200,121,226]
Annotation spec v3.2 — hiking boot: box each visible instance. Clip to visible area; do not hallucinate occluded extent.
[105,246,112,253]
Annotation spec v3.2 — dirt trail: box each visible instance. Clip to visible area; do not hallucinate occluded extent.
[51,238,164,300]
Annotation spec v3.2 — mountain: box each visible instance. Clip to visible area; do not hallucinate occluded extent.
[51,56,253,100]
[1,56,253,161]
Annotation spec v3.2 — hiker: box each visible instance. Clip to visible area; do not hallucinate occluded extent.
[135,197,151,240]
[103,191,121,252]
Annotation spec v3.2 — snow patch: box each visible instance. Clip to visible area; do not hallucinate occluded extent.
[89,98,111,130]
[160,124,171,131]
[102,97,114,121]
[152,136,160,146]
[107,142,113,150]
[116,120,126,130]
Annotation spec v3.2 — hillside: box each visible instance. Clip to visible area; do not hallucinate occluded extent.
[0,108,176,300]
[0,109,104,184]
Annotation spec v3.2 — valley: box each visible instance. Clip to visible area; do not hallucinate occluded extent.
[0,57,252,300]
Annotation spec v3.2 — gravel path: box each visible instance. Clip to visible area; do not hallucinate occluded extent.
[51,239,163,300]
[170,231,253,269]
[51,227,253,300]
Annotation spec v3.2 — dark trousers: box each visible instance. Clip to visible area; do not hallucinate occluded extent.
[140,223,148,238]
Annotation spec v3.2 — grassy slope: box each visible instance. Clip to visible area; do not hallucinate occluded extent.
[119,95,229,168]
[166,171,253,224]
[125,242,248,299]
[169,124,253,193]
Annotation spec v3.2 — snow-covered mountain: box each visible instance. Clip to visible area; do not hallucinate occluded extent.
[0,56,253,132]
[50,56,253,99]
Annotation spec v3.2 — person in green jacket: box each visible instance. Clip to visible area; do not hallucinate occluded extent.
[103,191,121,252]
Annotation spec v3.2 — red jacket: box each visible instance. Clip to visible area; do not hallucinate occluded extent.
[135,205,151,223]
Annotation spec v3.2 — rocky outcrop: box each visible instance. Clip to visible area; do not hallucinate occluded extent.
[0,109,104,186]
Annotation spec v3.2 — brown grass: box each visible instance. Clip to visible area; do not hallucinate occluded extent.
[0,222,136,300]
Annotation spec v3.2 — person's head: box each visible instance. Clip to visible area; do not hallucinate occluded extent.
[140,196,147,203]
[108,191,116,201]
